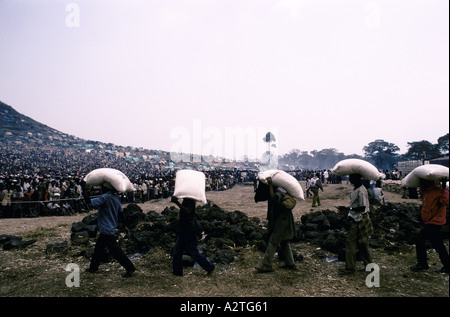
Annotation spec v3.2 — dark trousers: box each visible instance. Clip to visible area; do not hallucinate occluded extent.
[173,233,215,275]
[311,188,320,206]
[89,234,135,272]
[416,224,449,270]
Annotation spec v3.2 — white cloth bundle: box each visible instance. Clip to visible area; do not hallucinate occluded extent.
[84,168,135,192]
[331,159,382,181]
[401,164,449,188]
[258,169,304,200]
[173,170,207,204]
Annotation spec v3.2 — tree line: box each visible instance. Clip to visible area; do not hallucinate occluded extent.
[278,133,449,171]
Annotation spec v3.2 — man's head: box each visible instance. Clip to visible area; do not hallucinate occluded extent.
[419,179,435,190]
[349,174,362,187]
[182,198,196,208]
[101,183,116,194]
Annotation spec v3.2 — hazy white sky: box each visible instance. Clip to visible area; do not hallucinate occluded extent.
[0,0,448,160]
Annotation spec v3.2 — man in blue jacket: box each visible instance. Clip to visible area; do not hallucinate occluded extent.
[86,185,135,277]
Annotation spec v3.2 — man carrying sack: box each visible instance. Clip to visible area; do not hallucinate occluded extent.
[256,177,297,273]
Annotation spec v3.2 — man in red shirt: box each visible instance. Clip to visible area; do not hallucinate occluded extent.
[410,179,449,274]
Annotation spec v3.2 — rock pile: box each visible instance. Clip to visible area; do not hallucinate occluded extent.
[0,234,36,250]
[381,180,404,194]
[296,209,348,255]
[69,202,266,265]
[125,202,266,265]
[64,201,448,265]
[297,202,449,260]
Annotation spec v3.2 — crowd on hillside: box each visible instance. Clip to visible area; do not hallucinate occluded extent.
[1,144,400,218]
[0,145,260,217]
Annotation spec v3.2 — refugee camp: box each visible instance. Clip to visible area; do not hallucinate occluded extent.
[0,0,448,305]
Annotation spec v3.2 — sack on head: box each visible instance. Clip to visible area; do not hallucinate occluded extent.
[258,169,304,200]
[173,170,207,204]
[84,168,135,193]
[331,159,382,181]
[401,164,449,188]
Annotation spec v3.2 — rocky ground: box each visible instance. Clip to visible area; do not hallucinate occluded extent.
[0,182,448,300]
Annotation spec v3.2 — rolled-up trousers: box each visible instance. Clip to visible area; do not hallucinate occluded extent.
[262,234,295,269]
[345,220,372,271]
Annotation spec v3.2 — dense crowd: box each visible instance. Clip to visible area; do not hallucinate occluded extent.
[0,145,262,218]
[0,170,258,218]
[1,144,399,218]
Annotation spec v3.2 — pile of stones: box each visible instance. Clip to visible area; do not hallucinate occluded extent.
[297,202,449,260]
[64,201,448,265]
[68,202,267,265]
[0,234,36,250]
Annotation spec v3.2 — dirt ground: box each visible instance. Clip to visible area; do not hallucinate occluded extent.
[0,181,448,300]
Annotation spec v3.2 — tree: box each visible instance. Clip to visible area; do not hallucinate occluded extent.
[312,148,346,169]
[363,139,400,170]
[436,133,449,155]
[279,149,314,169]
[404,140,441,161]
[279,149,301,167]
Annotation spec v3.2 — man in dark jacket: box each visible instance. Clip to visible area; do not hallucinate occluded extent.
[255,177,297,273]
[171,197,215,276]
[86,185,135,277]
[310,173,324,207]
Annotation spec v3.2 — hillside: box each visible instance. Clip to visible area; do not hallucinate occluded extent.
[0,100,172,159]
[0,100,251,174]
[1,100,89,148]
[1,101,55,138]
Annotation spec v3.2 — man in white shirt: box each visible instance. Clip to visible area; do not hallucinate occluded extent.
[339,174,373,275]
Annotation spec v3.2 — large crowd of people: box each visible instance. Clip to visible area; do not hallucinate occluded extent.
[2,144,448,279]
[1,144,400,218]
[0,145,263,218]
[0,169,260,218]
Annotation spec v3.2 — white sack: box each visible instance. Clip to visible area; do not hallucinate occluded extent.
[173,170,207,204]
[331,159,382,181]
[401,164,449,188]
[84,168,135,192]
[258,169,304,200]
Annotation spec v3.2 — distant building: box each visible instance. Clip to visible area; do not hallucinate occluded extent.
[397,156,449,175]
[429,156,449,167]
[397,160,425,174]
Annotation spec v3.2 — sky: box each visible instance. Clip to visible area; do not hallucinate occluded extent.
[0,0,448,161]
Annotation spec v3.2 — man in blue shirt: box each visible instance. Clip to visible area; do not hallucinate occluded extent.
[86,185,135,277]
